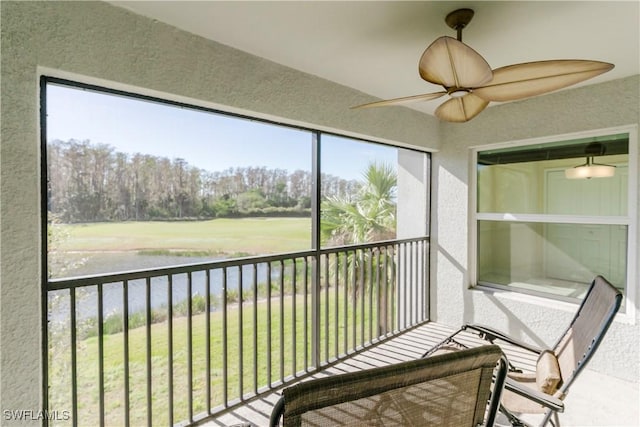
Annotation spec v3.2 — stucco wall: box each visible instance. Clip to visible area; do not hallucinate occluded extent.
[431,75,640,381]
[0,0,438,418]
[1,0,639,418]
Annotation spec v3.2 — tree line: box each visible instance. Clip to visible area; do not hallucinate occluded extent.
[47,139,360,223]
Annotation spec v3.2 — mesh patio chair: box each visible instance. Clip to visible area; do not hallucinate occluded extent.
[269,345,508,427]
[459,275,623,427]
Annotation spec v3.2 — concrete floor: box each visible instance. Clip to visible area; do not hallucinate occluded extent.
[515,368,639,426]
[203,322,639,427]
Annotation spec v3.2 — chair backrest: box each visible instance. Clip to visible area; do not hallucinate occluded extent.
[270,345,508,427]
[552,275,622,394]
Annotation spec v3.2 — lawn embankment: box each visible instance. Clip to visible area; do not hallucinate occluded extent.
[54,217,311,255]
[48,292,373,427]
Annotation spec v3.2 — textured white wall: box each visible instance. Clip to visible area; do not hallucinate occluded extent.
[432,75,640,380]
[0,0,437,419]
[1,0,638,418]
[397,149,429,239]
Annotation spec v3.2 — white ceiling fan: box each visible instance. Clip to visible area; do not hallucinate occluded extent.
[353,8,614,123]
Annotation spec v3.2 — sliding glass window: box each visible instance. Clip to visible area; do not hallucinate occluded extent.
[475,131,632,302]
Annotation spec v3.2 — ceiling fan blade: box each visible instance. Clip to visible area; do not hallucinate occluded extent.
[419,36,493,88]
[351,91,447,109]
[435,93,489,123]
[473,60,614,102]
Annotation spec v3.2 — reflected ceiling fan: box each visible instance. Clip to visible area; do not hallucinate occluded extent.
[353,8,614,123]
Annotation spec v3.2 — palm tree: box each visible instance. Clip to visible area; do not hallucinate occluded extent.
[320,162,397,334]
[321,161,396,246]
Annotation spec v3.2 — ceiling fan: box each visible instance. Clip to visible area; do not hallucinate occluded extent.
[353,8,614,123]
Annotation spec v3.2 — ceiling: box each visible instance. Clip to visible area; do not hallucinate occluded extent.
[109,1,639,116]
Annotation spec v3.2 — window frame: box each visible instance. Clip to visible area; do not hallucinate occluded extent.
[41,75,432,277]
[469,125,638,320]
[40,74,434,424]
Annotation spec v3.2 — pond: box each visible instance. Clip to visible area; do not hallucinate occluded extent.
[48,252,287,322]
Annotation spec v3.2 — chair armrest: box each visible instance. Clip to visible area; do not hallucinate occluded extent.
[462,324,544,354]
[269,397,284,427]
[504,378,565,413]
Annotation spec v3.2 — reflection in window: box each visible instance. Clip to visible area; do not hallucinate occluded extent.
[478,221,627,298]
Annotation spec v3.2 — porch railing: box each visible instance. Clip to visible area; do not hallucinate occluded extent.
[46,236,429,426]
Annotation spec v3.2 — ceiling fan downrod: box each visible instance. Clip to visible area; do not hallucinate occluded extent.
[445,8,474,41]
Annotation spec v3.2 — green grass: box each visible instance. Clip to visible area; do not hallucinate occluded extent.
[48,290,382,427]
[53,218,311,255]
[47,218,392,425]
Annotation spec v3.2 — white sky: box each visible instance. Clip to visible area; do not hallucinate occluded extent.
[46,83,397,181]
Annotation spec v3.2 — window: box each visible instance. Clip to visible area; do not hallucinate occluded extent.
[45,79,430,279]
[320,134,428,248]
[43,78,432,426]
[46,82,315,278]
[473,130,635,305]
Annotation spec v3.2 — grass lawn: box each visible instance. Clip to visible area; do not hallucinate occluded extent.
[54,218,312,255]
[47,217,388,425]
[48,292,378,427]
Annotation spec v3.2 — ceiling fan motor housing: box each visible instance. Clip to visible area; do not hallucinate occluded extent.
[445,8,474,40]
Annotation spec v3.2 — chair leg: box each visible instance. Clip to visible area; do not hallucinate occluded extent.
[540,410,560,427]
[499,405,530,427]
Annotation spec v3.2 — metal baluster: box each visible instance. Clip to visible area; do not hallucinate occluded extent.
[403,242,408,329]
[98,283,105,427]
[409,242,418,326]
[303,256,309,371]
[324,254,329,361]
[390,245,396,332]
[375,248,381,338]
[222,267,228,406]
[70,288,78,427]
[343,251,348,353]
[383,246,389,335]
[334,253,339,358]
[420,241,425,321]
[291,259,297,376]
[187,273,193,421]
[238,266,243,399]
[279,260,284,381]
[167,276,173,425]
[266,262,272,385]
[145,277,152,427]
[205,269,211,415]
[359,249,365,347]
[252,263,258,394]
[351,250,357,351]
[123,281,130,427]
[368,247,373,342]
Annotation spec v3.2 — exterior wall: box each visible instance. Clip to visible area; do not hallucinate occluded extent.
[397,149,429,239]
[0,1,438,420]
[432,75,640,381]
[1,0,638,419]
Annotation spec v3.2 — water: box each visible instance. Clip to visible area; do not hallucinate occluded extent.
[48,253,284,322]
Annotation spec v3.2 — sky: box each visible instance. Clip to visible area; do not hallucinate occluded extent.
[46,83,398,181]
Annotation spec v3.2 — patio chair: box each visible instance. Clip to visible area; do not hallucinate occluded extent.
[459,275,623,427]
[269,345,508,427]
